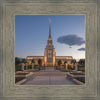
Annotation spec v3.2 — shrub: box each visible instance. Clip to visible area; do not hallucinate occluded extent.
[68,65,74,70]
[15,57,21,66]
[15,65,22,71]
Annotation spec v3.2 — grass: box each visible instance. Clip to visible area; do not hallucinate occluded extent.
[78,65,85,71]
[78,67,85,70]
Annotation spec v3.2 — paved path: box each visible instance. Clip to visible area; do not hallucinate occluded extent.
[22,68,77,85]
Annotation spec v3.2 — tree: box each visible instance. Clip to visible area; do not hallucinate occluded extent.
[58,60,62,66]
[15,57,20,65]
[38,59,42,66]
[78,59,85,65]
[22,58,27,63]
[31,59,35,63]
[64,61,67,65]
[71,59,76,64]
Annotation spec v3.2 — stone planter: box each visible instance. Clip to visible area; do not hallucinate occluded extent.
[66,72,85,85]
[72,79,84,85]
[67,72,85,78]
[15,72,34,85]
[16,79,27,85]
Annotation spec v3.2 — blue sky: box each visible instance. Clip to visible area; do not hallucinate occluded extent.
[15,15,85,60]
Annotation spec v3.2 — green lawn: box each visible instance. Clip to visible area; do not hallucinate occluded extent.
[78,65,85,71]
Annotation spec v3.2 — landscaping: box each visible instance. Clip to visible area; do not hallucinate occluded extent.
[70,72,84,75]
[15,72,29,75]
[15,72,34,84]
[67,72,85,85]
[75,77,85,83]
[78,65,85,72]
[15,77,25,83]
[15,65,22,71]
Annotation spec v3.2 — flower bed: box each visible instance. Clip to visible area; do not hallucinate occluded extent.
[15,72,29,75]
[75,77,85,83]
[15,72,34,85]
[15,77,25,83]
[67,72,85,85]
[70,72,84,75]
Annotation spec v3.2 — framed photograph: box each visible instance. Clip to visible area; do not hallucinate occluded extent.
[0,0,100,100]
[15,15,85,86]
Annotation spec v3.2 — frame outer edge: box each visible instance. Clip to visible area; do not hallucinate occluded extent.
[98,0,100,100]
[0,1,1,99]
[0,0,2,99]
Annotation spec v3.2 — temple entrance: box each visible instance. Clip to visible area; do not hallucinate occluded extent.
[46,62,53,67]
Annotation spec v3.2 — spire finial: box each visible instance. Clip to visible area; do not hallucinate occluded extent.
[48,19,51,40]
[49,18,51,23]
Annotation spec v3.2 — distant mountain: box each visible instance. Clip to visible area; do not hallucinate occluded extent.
[15,57,25,61]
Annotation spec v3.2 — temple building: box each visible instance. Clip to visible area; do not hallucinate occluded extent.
[26,19,73,66]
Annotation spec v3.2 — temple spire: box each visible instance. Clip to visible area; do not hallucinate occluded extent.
[48,19,52,40]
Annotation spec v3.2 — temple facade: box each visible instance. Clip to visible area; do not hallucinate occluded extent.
[26,19,73,66]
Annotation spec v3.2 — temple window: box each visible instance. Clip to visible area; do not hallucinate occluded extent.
[48,50,52,53]
[48,55,52,58]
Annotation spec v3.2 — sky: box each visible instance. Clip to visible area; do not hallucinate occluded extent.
[15,15,85,60]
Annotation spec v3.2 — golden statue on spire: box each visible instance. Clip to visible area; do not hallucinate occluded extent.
[49,18,51,23]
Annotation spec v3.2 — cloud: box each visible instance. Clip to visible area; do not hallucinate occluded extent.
[77,48,85,51]
[57,35,85,46]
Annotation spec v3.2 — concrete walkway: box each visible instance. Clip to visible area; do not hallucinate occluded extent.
[22,68,77,85]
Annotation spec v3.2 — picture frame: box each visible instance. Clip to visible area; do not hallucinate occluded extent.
[0,0,100,100]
